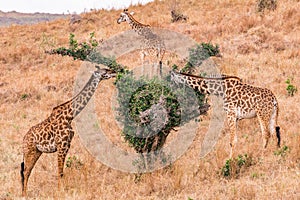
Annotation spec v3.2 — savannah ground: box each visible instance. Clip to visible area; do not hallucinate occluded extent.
[0,0,299,199]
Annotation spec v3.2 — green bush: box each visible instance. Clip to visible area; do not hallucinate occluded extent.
[46,32,99,61]
[181,42,220,73]
[285,78,297,97]
[221,154,254,179]
[115,73,206,154]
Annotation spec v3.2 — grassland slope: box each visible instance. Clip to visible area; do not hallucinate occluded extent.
[0,0,299,199]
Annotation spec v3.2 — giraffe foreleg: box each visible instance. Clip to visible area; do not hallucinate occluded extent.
[140,50,147,76]
[56,129,74,189]
[227,113,237,159]
[57,144,68,190]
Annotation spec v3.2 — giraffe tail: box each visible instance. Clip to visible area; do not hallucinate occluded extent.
[21,161,25,187]
[276,126,281,148]
[159,60,162,77]
[271,97,280,148]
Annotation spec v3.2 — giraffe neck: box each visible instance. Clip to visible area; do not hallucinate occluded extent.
[126,13,151,36]
[171,71,241,96]
[52,74,102,120]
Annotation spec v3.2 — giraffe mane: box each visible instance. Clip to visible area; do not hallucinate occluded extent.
[178,72,242,81]
[124,10,150,27]
[52,100,72,111]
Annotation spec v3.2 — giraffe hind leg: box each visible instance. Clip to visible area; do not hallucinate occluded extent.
[258,115,271,149]
[22,149,42,196]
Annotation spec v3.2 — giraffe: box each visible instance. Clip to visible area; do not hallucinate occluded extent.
[20,66,115,196]
[170,70,281,158]
[117,9,165,76]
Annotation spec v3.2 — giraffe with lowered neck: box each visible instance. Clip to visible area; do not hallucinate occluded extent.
[117,9,165,76]
[170,70,281,158]
[20,66,116,196]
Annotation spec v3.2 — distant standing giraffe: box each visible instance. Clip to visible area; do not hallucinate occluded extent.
[170,70,281,158]
[21,67,116,196]
[117,9,165,76]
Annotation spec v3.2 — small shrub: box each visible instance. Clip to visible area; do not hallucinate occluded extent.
[221,154,254,179]
[274,145,289,157]
[257,0,277,13]
[20,93,29,100]
[251,172,258,178]
[285,78,297,97]
[251,172,264,179]
[221,158,232,177]
[65,155,83,169]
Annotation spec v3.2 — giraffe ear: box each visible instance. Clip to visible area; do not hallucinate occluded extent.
[130,11,135,15]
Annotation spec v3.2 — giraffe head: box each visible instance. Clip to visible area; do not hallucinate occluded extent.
[170,70,186,85]
[117,9,134,24]
[94,66,116,80]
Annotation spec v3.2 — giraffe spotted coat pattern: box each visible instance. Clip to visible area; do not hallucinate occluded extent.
[170,70,281,158]
[20,67,115,196]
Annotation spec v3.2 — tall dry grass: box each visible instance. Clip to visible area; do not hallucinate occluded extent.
[0,0,299,199]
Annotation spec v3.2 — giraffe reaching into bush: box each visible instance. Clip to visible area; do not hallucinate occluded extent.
[170,70,281,158]
[21,66,115,196]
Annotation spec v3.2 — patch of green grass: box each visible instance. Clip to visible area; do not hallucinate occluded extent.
[20,93,29,100]
[274,145,289,157]
[221,154,254,179]
[251,172,264,179]
[285,78,297,97]
[66,155,83,169]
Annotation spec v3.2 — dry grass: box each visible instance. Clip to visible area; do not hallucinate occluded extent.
[1,0,300,199]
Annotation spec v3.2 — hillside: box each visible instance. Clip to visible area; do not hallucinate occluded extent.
[0,0,299,199]
[0,11,68,27]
